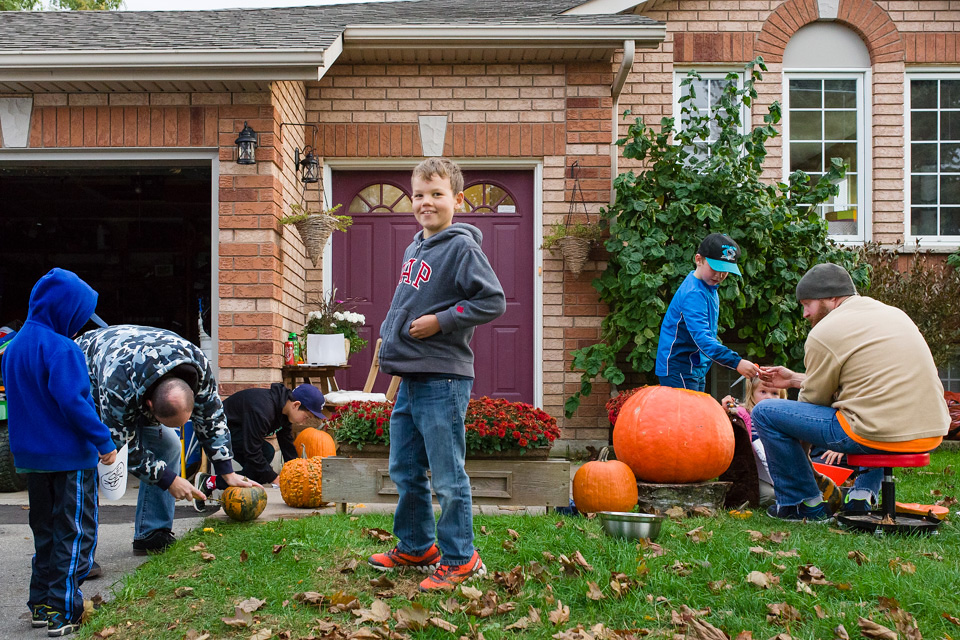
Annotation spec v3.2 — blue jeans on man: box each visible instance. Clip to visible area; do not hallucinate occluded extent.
[751,399,885,506]
[134,424,181,540]
[388,376,475,567]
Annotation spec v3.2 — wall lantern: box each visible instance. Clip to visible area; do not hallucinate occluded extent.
[234,121,259,165]
[295,146,320,184]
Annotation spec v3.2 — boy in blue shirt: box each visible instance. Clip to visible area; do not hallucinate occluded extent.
[367,157,506,591]
[656,233,758,392]
[2,268,117,637]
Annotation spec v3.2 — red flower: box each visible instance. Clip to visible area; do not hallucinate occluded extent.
[375,428,384,436]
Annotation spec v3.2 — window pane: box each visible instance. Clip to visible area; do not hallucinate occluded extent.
[358,184,379,202]
[911,207,938,235]
[790,80,821,108]
[941,207,960,235]
[942,111,960,141]
[709,79,726,110]
[940,80,960,109]
[393,195,413,213]
[912,174,938,205]
[791,142,823,173]
[348,195,371,213]
[463,184,483,207]
[913,143,939,172]
[824,142,857,171]
[912,111,938,141]
[826,211,857,235]
[382,184,405,207]
[824,79,857,108]
[824,111,857,140]
[912,80,938,109]
[486,184,509,206]
[790,111,822,140]
[941,143,960,171]
[943,175,960,204]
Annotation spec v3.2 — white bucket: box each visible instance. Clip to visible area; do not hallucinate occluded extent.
[306,333,346,365]
[97,443,129,501]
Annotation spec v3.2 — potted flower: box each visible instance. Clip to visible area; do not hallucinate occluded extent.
[301,289,368,365]
[281,202,352,267]
[328,397,560,458]
[541,221,603,277]
[605,386,645,427]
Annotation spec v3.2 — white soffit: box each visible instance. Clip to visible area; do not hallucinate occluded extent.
[563,0,645,14]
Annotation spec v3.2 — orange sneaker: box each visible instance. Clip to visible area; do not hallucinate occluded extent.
[419,551,486,591]
[368,543,441,573]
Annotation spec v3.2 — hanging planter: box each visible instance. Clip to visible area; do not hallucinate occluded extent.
[281,202,351,268]
[540,160,603,277]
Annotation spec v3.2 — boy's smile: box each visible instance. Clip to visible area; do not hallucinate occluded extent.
[412,174,464,238]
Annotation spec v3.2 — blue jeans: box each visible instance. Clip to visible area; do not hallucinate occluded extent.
[134,425,181,540]
[658,372,705,392]
[389,376,474,566]
[751,399,886,506]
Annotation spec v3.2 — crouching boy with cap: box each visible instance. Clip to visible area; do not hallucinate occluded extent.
[656,233,759,392]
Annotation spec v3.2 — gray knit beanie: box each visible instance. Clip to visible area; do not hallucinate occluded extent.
[795,263,857,300]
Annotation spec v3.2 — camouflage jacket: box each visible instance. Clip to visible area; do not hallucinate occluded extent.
[76,325,234,487]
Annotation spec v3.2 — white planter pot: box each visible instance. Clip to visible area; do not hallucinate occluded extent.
[306,333,346,365]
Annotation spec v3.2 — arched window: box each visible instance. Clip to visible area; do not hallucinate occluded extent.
[462,182,517,215]
[349,183,412,214]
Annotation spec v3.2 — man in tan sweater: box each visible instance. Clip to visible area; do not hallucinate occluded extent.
[755,263,949,522]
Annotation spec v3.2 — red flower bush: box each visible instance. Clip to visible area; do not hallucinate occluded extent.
[605,387,646,427]
[327,397,560,455]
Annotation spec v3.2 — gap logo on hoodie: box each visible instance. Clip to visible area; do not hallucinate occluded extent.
[399,258,432,289]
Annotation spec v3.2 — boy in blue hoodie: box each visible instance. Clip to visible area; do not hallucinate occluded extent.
[656,233,759,392]
[1,268,117,637]
[368,157,506,591]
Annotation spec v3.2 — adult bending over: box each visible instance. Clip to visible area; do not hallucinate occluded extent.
[755,263,949,521]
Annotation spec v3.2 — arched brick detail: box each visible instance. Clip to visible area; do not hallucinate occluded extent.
[755,0,904,64]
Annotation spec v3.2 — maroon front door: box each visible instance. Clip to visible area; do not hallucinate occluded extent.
[332,169,534,403]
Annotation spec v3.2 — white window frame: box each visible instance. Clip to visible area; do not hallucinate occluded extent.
[672,69,749,154]
[905,71,960,249]
[782,70,872,244]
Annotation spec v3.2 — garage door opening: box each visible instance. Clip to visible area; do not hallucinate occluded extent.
[0,164,212,344]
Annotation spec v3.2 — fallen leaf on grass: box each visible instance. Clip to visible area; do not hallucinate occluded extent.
[733,632,752,640]
[249,630,273,640]
[492,566,525,595]
[548,601,570,626]
[814,606,827,619]
[686,618,728,640]
[200,552,216,562]
[746,571,779,589]
[798,565,830,585]
[460,585,483,601]
[848,550,869,565]
[294,592,324,606]
[858,617,897,640]
[240,549,249,563]
[796,581,815,595]
[174,586,194,598]
[347,628,382,640]
[558,551,594,574]
[222,607,253,628]
[183,631,210,640]
[237,598,267,613]
[190,543,207,552]
[362,527,393,542]
[340,558,359,573]
[586,581,605,601]
[708,580,731,593]
[369,574,394,589]
[834,624,849,640]
[686,526,713,543]
[766,603,802,625]
[527,560,550,582]
[328,591,360,613]
[609,572,640,598]
[272,544,286,554]
[888,557,916,575]
[542,551,557,563]
[353,599,391,624]
[921,551,943,561]
[776,549,799,558]
[395,603,431,630]
[94,627,117,638]
[505,617,530,631]
[749,546,772,556]
[942,613,960,626]
[669,561,693,577]
[430,617,458,632]
[507,528,520,539]
[637,539,667,557]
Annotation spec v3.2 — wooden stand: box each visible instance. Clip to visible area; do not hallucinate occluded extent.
[322,456,571,514]
[281,364,350,395]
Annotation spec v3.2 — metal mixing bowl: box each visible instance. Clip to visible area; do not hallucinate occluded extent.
[598,511,664,541]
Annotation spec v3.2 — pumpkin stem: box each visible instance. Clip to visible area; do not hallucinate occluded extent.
[300,443,307,459]
[599,446,610,462]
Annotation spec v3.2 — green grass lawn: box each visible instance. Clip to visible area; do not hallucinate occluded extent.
[79,451,960,640]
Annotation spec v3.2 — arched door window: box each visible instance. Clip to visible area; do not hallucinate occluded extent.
[462,182,517,215]
[348,182,412,214]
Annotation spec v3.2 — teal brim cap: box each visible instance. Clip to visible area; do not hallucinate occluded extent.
[705,257,741,276]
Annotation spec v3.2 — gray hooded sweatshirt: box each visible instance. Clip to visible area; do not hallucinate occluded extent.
[379,222,506,378]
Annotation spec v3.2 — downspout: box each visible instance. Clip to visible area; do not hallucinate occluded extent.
[610,40,635,206]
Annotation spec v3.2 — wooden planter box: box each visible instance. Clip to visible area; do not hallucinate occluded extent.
[322,456,570,513]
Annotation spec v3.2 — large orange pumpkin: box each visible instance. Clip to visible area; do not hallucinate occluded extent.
[293,428,337,459]
[220,485,268,522]
[572,447,638,514]
[612,385,734,483]
[279,456,326,508]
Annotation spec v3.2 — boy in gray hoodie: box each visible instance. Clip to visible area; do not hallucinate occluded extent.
[368,158,506,591]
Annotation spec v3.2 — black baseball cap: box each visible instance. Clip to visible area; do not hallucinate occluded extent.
[697,233,741,276]
[292,384,327,419]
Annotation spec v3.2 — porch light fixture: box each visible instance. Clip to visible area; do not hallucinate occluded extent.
[235,121,259,165]
[295,146,320,184]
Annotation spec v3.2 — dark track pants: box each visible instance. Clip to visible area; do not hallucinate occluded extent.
[26,469,98,621]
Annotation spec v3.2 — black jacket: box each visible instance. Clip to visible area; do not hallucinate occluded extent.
[223,383,297,483]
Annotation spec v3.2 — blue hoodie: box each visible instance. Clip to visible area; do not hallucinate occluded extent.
[1,268,115,471]
[655,271,742,379]
[379,223,506,378]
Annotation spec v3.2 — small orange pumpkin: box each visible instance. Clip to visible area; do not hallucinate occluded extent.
[278,447,326,508]
[220,485,268,522]
[293,427,337,459]
[613,385,734,484]
[572,447,638,514]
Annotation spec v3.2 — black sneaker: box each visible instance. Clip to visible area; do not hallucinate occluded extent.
[766,501,832,522]
[85,561,102,580]
[132,528,176,556]
[31,604,51,628]
[838,490,873,515]
[46,610,78,637]
[192,472,221,513]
